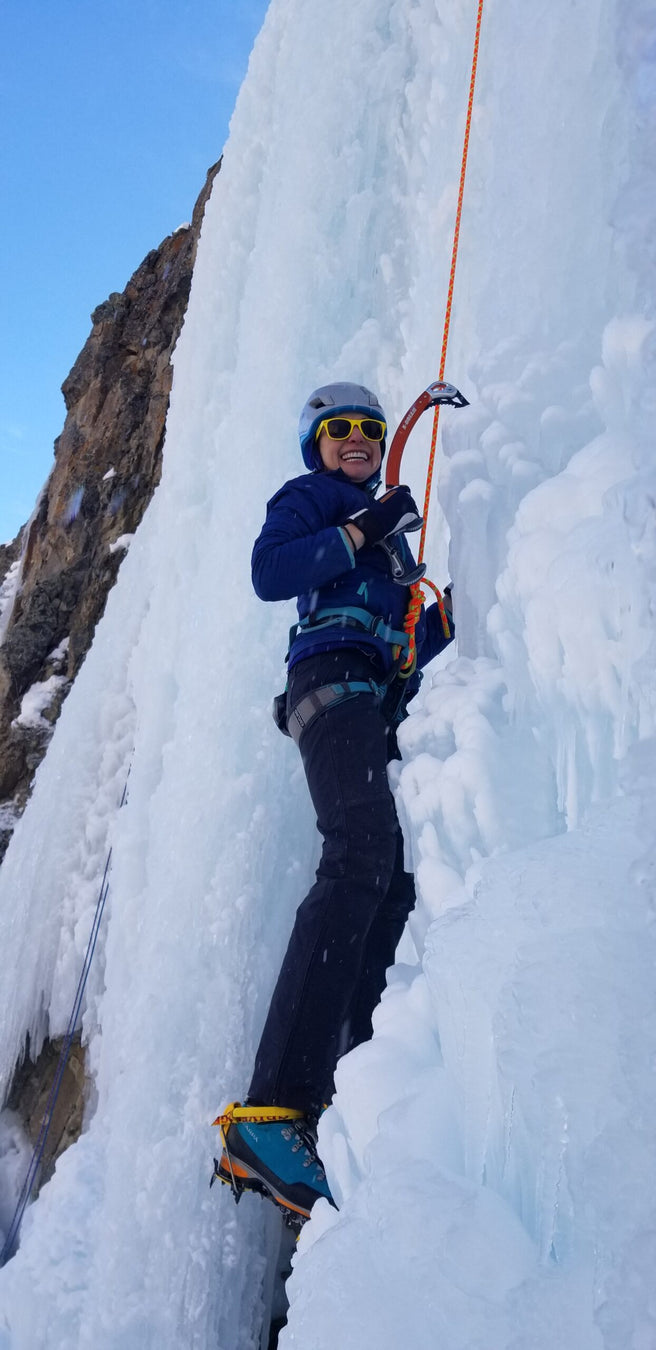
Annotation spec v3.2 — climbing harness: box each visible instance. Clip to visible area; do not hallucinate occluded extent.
[286,681,380,746]
[292,605,411,654]
[0,773,130,1269]
[386,0,486,675]
[273,605,415,742]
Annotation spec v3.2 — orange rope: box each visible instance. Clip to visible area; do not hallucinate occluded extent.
[401,0,485,673]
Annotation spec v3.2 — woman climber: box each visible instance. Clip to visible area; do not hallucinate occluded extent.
[214,381,454,1224]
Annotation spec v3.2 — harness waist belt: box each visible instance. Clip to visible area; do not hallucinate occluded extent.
[287,680,379,746]
[293,606,410,654]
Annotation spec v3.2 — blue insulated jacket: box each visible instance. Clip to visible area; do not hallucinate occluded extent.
[252,470,454,675]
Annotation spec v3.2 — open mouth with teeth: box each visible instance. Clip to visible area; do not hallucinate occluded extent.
[318,431,381,477]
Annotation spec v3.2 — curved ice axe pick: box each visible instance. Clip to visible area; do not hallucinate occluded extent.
[378,381,469,585]
[385,381,469,490]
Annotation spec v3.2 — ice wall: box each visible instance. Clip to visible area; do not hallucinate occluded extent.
[0,0,655,1347]
[284,2,656,1347]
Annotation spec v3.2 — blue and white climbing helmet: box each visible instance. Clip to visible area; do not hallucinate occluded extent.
[298,382,387,470]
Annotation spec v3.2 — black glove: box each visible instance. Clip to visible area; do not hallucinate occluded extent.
[346,486,423,548]
[443,583,453,617]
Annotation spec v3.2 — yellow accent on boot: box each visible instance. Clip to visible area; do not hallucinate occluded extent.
[212,1101,305,1129]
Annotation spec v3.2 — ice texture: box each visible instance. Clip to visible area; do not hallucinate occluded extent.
[1,0,655,1346]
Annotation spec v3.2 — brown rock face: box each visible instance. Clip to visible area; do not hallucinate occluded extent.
[6,1034,87,1192]
[0,161,220,861]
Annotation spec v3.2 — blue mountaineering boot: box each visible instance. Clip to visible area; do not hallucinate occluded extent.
[211,1102,334,1226]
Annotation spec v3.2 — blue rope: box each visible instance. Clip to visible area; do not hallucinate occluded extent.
[0,778,128,1267]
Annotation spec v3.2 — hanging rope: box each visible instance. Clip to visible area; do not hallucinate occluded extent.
[401,0,486,673]
[0,775,129,1268]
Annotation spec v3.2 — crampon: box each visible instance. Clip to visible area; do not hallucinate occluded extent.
[211,1102,334,1230]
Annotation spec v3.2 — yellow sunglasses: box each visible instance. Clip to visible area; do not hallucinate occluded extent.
[316,415,387,443]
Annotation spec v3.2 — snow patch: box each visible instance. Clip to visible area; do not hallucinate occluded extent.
[47,636,70,667]
[12,676,67,730]
[108,534,134,554]
[0,560,21,642]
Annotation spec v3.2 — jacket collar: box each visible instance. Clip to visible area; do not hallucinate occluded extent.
[316,467,381,495]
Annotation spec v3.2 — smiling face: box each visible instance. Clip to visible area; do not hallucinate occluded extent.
[316,422,383,482]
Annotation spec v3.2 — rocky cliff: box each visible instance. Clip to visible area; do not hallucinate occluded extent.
[0,160,220,864]
[0,161,222,1216]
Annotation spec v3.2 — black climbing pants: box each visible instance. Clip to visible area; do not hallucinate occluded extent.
[248,649,416,1117]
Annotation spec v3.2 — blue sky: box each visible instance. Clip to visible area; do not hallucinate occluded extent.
[0,0,270,545]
